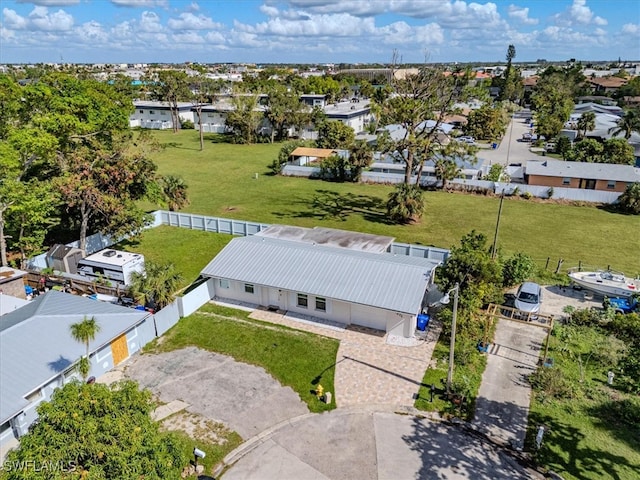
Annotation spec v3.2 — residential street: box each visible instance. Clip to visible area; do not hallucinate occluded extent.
[478,115,538,167]
[473,319,547,450]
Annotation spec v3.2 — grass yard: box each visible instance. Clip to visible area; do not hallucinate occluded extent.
[146,130,640,275]
[146,303,339,413]
[526,325,640,480]
[118,226,234,289]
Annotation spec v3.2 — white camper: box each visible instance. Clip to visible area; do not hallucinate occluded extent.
[77,249,145,286]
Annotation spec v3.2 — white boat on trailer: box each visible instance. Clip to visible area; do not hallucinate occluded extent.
[568,269,640,298]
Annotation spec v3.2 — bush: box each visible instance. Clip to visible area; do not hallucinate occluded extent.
[566,307,604,327]
[529,367,574,401]
[502,252,535,287]
[181,119,194,129]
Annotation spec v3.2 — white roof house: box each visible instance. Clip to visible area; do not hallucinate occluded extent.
[200,234,440,337]
[0,291,153,438]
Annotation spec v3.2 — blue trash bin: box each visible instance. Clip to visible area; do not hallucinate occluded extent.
[492,142,498,149]
[417,314,430,331]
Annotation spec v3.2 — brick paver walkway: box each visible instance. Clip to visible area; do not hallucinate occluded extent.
[249,308,442,408]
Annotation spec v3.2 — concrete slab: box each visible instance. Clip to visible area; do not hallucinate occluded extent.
[473,320,546,449]
[152,399,189,421]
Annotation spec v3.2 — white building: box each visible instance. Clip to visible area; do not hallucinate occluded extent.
[130,101,195,130]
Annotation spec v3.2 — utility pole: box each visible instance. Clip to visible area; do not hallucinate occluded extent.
[491,192,504,260]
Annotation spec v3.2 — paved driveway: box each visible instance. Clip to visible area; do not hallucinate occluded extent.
[478,117,537,166]
[473,319,547,449]
[220,409,538,480]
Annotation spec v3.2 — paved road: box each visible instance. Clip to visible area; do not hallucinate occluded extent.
[478,116,537,167]
[220,409,537,480]
[473,319,547,450]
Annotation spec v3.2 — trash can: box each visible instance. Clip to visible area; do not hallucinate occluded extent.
[492,143,498,149]
[417,314,430,331]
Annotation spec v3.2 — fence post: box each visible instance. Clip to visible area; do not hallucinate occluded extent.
[578,260,582,272]
[555,258,564,274]
[545,257,550,270]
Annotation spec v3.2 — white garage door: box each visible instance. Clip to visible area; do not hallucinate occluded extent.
[350,304,388,331]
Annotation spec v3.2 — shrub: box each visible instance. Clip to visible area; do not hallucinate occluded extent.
[181,119,194,129]
[502,252,535,287]
[529,367,574,401]
[566,307,604,327]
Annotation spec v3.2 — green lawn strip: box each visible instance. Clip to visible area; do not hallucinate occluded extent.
[169,428,243,477]
[118,226,234,289]
[144,130,640,274]
[414,338,487,421]
[147,303,339,413]
[526,331,640,480]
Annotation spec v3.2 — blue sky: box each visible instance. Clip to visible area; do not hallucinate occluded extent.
[1,0,638,64]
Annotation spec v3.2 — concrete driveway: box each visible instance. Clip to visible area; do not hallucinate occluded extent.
[124,346,309,439]
[473,320,547,450]
[478,116,538,166]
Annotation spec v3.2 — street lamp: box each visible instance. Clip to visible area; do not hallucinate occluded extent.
[438,282,460,394]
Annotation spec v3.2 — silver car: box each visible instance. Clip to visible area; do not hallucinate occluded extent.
[514,282,542,319]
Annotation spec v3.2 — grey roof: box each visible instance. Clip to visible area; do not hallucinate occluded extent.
[525,160,640,182]
[0,291,150,424]
[256,225,395,253]
[201,235,440,315]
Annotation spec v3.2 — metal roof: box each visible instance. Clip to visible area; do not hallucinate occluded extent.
[0,291,150,424]
[200,235,440,315]
[525,160,640,182]
[256,225,395,253]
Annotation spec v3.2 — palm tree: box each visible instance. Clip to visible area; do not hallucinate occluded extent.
[434,158,461,190]
[69,316,101,380]
[348,140,373,182]
[617,182,640,214]
[577,112,596,138]
[608,108,640,139]
[162,175,189,211]
[129,260,182,310]
[386,184,424,224]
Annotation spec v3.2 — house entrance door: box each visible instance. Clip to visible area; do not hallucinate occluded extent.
[111,334,129,365]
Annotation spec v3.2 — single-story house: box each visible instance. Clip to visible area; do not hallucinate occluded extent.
[525,159,640,192]
[0,291,155,451]
[289,147,337,166]
[199,227,441,338]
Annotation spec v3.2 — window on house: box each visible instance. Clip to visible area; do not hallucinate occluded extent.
[297,293,308,308]
[25,389,42,403]
[219,279,230,289]
[149,110,155,114]
[0,421,10,435]
[315,297,326,312]
[607,180,616,189]
[160,111,167,115]
[244,284,254,294]
[139,110,143,114]
[562,177,571,185]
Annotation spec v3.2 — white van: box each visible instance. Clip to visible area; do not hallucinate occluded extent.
[77,249,145,286]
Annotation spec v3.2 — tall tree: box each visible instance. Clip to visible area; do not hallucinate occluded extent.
[264,85,308,143]
[225,94,263,144]
[3,381,187,480]
[532,68,582,139]
[376,60,472,184]
[316,120,355,149]
[577,112,596,138]
[571,138,604,163]
[465,104,509,140]
[608,108,640,139]
[151,70,191,133]
[617,183,640,214]
[434,157,461,190]
[191,69,220,150]
[69,316,101,380]
[498,44,519,102]
[602,138,635,165]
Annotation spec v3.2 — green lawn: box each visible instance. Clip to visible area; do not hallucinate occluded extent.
[118,226,233,288]
[526,326,640,480]
[146,303,339,413]
[146,130,640,275]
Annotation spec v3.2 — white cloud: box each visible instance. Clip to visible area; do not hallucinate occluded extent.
[139,11,162,32]
[554,0,608,27]
[111,0,168,7]
[240,12,375,37]
[171,31,205,44]
[29,6,74,31]
[0,26,16,41]
[76,20,109,43]
[259,4,279,17]
[17,0,79,5]
[507,5,538,25]
[204,30,226,45]
[228,30,263,48]
[188,2,199,12]
[622,23,640,36]
[167,12,221,30]
[2,8,29,29]
[414,23,445,45]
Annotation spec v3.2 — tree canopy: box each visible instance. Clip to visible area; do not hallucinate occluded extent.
[2,381,187,480]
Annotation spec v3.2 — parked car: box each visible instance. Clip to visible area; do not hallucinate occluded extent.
[604,296,639,314]
[514,282,542,319]
[545,142,556,153]
[457,136,475,144]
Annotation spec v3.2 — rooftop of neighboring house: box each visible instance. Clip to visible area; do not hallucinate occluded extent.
[525,159,640,182]
[587,77,628,88]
